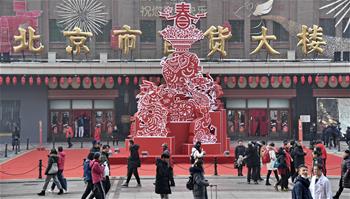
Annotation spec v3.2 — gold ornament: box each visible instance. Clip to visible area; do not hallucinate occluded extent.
[250,26,280,55]
[13,26,44,53]
[163,41,175,55]
[297,24,326,55]
[204,26,232,57]
[63,27,93,55]
[28,27,44,53]
[113,25,142,55]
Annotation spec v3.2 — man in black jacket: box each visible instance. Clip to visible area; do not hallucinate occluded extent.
[122,140,141,187]
[245,142,260,184]
[291,164,312,199]
[235,140,246,176]
[292,141,306,181]
[333,150,350,199]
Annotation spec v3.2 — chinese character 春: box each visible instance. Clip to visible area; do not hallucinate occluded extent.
[113,25,142,55]
[250,26,280,55]
[204,26,232,57]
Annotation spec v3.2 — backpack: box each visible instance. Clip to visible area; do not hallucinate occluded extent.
[186,174,194,190]
[262,150,271,164]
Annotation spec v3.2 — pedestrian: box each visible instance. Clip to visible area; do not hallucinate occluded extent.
[333,150,350,199]
[245,142,259,184]
[325,126,332,148]
[292,141,306,181]
[11,122,20,151]
[37,149,64,196]
[234,140,246,177]
[122,140,141,187]
[81,152,94,199]
[310,165,332,199]
[291,164,312,199]
[345,127,350,148]
[310,123,317,149]
[265,143,279,186]
[190,159,209,199]
[64,124,73,148]
[191,141,205,165]
[315,140,327,176]
[94,124,101,143]
[155,152,172,199]
[275,147,291,191]
[162,143,175,186]
[289,140,296,182]
[50,146,67,193]
[90,140,101,153]
[90,152,105,199]
[101,145,111,194]
[312,149,325,175]
[257,140,266,181]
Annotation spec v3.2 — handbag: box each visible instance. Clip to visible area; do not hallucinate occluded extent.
[273,160,280,169]
[48,162,58,174]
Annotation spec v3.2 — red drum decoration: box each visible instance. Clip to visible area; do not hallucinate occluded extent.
[76,76,81,84]
[232,76,236,84]
[36,77,41,86]
[255,76,259,84]
[100,77,105,85]
[278,76,283,84]
[117,76,122,85]
[67,77,73,85]
[293,75,298,85]
[223,76,228,84]
[6,76,10,85]
[29,76,34,86]
[12,76,17,85]
[271,76,275,84]
[338,75,342,84]
[93,77,98,85]
[133,76,138,85]
[308,75,312,85]
[21,76,26,85]
[125,76,130,85]
[0,76,3,85]
[45,76,49,85]
[301,76,305,85]
[60,77,65,85]
[108,76,114,84]
[315,76,319,84]
[346,75,350,83]
[331,75,336,83]
[324,75,328,83]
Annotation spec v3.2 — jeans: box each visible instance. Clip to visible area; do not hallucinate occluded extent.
[103,176,111,194]
[247,167,258,182]
[93,181,105,199]
[51,170,67,190]
[42,174,62,191]
[81,180,93,199]
[126,167,141,184]
[334,177,344,198]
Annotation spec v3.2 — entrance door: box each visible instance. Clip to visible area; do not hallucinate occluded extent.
[73,110,92,138]
[249,109,268,137]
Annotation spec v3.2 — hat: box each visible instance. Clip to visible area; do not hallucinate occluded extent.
[162,143,168,148]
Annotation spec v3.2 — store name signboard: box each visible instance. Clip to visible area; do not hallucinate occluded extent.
[300,115,310,123]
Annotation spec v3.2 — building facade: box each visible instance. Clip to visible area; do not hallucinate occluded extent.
[0,0,349,143]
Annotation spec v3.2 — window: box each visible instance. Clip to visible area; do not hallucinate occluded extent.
[72,100,92,109]
[96,20,112,42]
[49,19,66,42]
[269,99,289,108]
[226,99,246,108]
[273,22,289,41]
[94,100,114,109]
[50,100,70,109]
[319,18,335,36]
[343,18,350,38]
[0,100,20,133]
[250,19,266,37]
[229,20,244,42]
[140,20,156,42]
[248,99,267,108]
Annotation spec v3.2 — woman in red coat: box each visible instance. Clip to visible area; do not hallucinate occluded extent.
[94,124,101,142]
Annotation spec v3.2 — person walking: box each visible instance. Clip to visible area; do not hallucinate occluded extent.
[122,140,141,187]
[275,147,290,191]
[191,141,205,165]
[64,124,73,148]
[94,124,101,143]
[50,146,67,193]
[162,143,175,186]
[81,153,94,199]
[291,164,312,199]
[265,143,279,186]
[90,152,105,199]
[245,142,259,184]
[37,149,64,196]
[315,140,327,176]
[101,145,111,194]
[155,152,172,199]
[310,165,332,199]
[257,141,266,181]
[333,150,350,199]
[234,140,246,176]
[292,141,306,181]
[312,150,324,175]
[190,159,209,199]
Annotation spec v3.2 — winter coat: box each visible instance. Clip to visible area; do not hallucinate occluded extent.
[128,144,141,169]
[191,147,205,164]
[58,151,66,171]
[94,127,101,142]
[155,158,171,195]
[245,145,260,168]
[341,156,350,188]
[235,145,246,160]
[315,143,327,160]
[266,148,277,171]
[313,157,324,168]
[45,154,59,175]
[83,159,92,182]
[309,174,332,199]
[292,176,313,199]
[293,146,306,168]
[90,146,100,154]
[190,166,209,199]
[101,151,110,177]
[90,159,105,184]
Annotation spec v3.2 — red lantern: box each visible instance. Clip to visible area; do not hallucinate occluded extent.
[255,76,260,84]
[261,76,267,84]
[21,76,26,85]
[67,77,73,85]
[239,76,244,84]
[223,76,228,85]
[0,76,3,85]
[248,76,253,84]
[133,76,138,85]
[12,76,17,85]
[271,76,275,84]
[285,76,291,84]
[308,75,312,84]
[324,75,328,83]
[76,76,81,84]
[100,77,105,85]
[36,77,41,86]
[52,76,57,84]
[315,76,319,84]
[338,75,343,84]
[141,76,145,82]
[5,76,10,85]
[84,77,90,84]
[93,77,98,85]
[278,76,283,84]
[301,76,305,85]
[293,75,298,85]
[231,76,236,84]
[60,77,65,85]
[215,76,221,84]
[117,76,122,85]
[125,76,130,85]
[331,75,336,83]
[108,76,114,84]
[346,75,350,83]
[45,76,49,85]
[29,76,34,86]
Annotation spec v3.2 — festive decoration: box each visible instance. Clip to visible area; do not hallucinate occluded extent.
[301,76,305,85]
[253,0,274,16]
[215,76,221,84]
[223,76,228,85]
[329,75,338,88]
[331,75,336,83]
[52,77,57,84]
[315,75,319,84]
[125,76,130,85]
[56,0,108,35]
[29,76,34,86]
[248,76,254,84]
[278,76,283,84]
[93,77,98,85]
[271,76,275,84]
[117,76,122,85]
[203,26,232,57]
[108,76,114,84]
[346,75,350,83]
[5,76,10,85]
[255,76,260,84]
[63,27,93,55]
[13,26,44,53]
[324,75,328,84]
[308,75,312,84]
[36,77,41,86]
[12,76,17,85]
[60,77,65,85]
[260,76,269,88]
[283,76,292,88]
[113,25,142,55]
[293,75,298,85]
[76,76,81,84]
[100,77,105,85]
[297,25,326,55]
[338,75,343,84]
[45,76,49,85]
[67,77,73,85]
[320,0,350,33]
[232,76,236,84]
[250,26,280,55]
[285,76,291,84]
[0,76,3,86]
[21,76,26,85]
[133,76,138,85]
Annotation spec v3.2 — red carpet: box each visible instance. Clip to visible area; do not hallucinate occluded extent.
[0,147,343,180]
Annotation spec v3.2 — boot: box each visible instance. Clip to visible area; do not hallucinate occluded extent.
[58,189,64,195]
[37,190,45,196]
[265,181,271,186]
[121,183,128,187]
